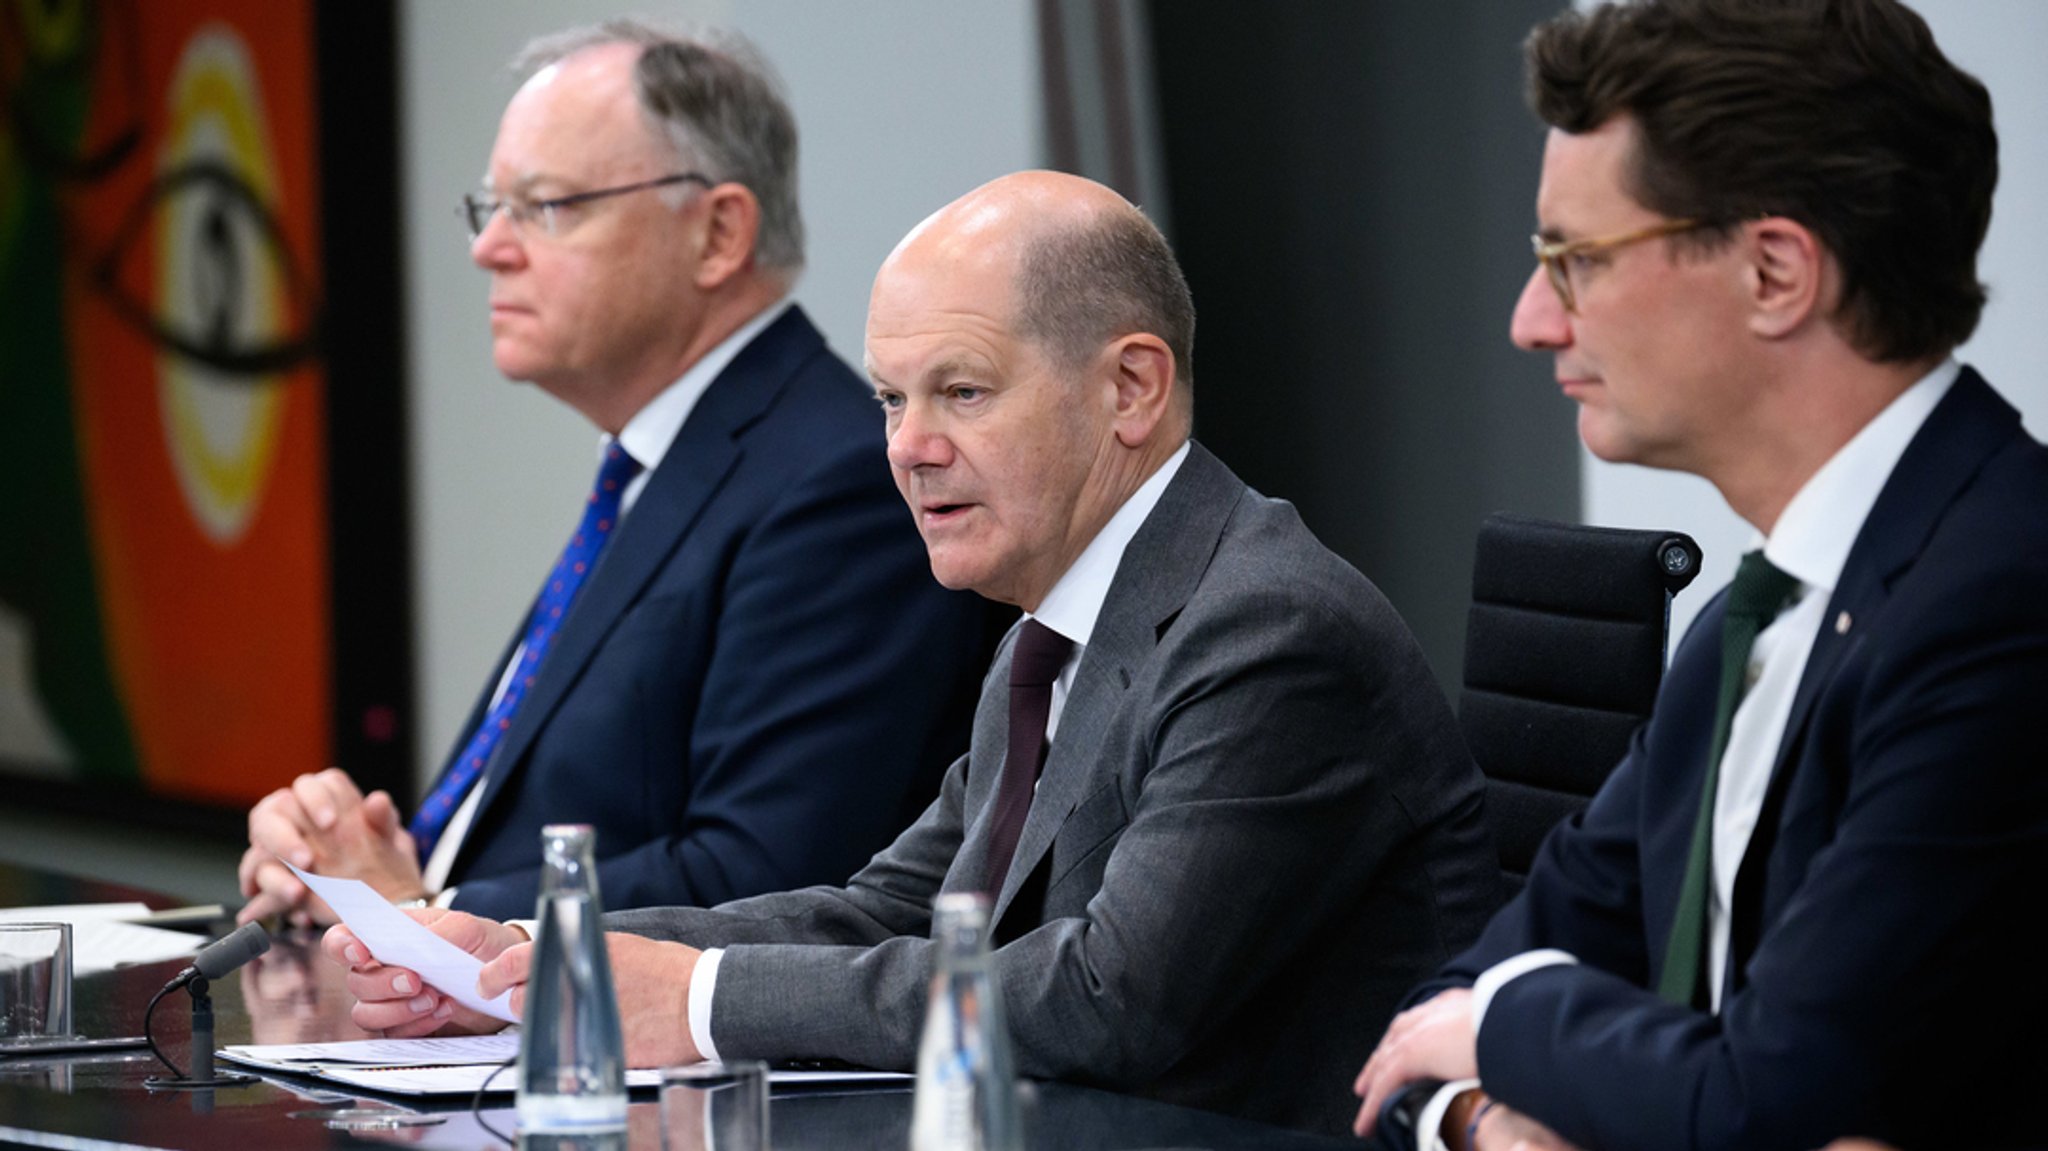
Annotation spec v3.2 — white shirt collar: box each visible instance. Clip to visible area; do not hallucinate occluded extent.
[1028,441,1192,647]
[1760,358,1959,593]
[608,298,793,475]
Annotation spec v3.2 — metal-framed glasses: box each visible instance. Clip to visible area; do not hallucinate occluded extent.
[1530,218,1703,313]
[461,172,712,240]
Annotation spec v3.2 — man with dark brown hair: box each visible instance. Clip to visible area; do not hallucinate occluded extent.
[1354,1,2048,1148]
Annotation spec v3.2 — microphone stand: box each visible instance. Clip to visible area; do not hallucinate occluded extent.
[144,975,256,1090]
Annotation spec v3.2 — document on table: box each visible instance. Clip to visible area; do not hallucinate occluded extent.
[284,863,518,1023]
[218,1034,910,1097]
[0,903,200,974]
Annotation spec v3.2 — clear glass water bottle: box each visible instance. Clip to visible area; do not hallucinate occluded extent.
[517,824,627,1131]
[910,893,1021,1151]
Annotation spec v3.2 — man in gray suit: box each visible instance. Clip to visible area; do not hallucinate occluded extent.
[328,170,1496,1135]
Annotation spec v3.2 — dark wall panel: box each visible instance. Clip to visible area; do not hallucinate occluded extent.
[1149,0,1576,691]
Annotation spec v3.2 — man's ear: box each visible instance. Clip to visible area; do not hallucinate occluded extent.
[1106,333,1176,449]
[694,183,762,290]
[1746,217,1826,340]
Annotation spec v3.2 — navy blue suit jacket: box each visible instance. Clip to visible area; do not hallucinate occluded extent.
[437,307,993,921]
[1431,368,2048,1150]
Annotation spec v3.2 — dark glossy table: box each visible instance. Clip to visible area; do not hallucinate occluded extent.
[0,865,1359,1149]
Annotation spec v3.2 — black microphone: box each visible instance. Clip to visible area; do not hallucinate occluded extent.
[161,922,272,993]
[145,923,271,1090]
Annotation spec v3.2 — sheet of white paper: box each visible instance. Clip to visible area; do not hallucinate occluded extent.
[0,903,149,924]
[311,1063,665,1095]
[0,904,199,974]
[69,920,201,975]
[286,864,518,1024]
[223,1032,521,1066]
[220,1037,910,1096]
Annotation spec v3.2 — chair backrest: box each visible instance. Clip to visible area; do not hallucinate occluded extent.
[1461,513,1702,893]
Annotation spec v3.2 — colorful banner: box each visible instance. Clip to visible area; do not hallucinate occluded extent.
[1,0,331,806]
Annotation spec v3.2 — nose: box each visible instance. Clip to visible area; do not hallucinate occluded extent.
[470,208,525,271]
[885,401,953,473]
[1509,266,1571,352]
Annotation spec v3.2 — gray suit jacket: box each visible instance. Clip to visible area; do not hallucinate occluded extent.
[609,443,1497,1135]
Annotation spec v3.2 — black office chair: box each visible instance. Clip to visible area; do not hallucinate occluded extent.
[1460,513,1702,893]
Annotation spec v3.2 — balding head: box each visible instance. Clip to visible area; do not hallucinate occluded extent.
[866,172,1193,610]
[884,171,1194,421]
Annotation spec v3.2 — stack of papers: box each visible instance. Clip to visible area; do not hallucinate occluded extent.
[219,1035,909,1096]
[0,904,201,975]
[240,869,908,1097]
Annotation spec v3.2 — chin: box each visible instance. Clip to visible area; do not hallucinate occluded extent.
[1576,412,1634,465]
[922,555,979,594]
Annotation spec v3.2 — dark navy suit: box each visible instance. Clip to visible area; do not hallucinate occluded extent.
[1428,368,2048,1150]
[438,307,992,921]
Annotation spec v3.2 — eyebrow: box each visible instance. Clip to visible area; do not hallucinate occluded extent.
[928,356,990,384]
[481,171,572,198]
[867,354,993,392]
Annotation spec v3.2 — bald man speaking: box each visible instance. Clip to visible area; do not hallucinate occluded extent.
[327,171,1495,1135]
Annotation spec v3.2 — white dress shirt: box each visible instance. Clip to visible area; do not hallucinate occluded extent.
[687,441,1191,1062]
[1427,361,1959,1150]
[422,300,793,901]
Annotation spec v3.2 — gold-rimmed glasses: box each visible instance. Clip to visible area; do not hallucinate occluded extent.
[1530,218,1703,313]
[460,172,712,240]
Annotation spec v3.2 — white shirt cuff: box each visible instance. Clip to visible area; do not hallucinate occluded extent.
[689,947,724,1064]
[431,886,459,909]
[1418,1078,1481,1151]
[1471,949,1577,1036]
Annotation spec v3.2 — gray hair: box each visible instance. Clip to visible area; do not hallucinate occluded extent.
[1015,205,1196,408]
[515,20,805,277]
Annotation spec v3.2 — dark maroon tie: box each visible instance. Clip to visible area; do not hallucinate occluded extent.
[982,619,1075,897]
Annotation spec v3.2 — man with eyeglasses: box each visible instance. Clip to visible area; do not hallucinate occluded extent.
[1354,1,2048,1149]
[236,21,989,925]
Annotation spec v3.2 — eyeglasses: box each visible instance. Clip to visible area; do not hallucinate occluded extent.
[1530,218,1703,313]
[461,172,712,240]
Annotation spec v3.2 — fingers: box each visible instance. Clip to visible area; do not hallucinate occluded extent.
[237,888,295,926]
[236,854,310,925]
[1352,1005,1423,1136]
[291,767,366,833]
[1351,993,1481,1139]
[414,909,524,964]
[363,790,402,838]
[237,844,273,899]
[348,977,457,1034]
[478,942,534,1000]
[322,923,366,968]
[248,789,317,870]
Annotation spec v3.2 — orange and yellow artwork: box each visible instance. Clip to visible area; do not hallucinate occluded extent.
[2,0,331,806]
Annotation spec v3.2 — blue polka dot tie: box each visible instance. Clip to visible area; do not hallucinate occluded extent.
[409,441,645,863]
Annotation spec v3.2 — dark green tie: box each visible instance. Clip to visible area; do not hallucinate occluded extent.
[1657,550,1802,1007]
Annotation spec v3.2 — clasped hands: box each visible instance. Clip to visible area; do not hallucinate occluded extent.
[1352,989,1578,1151]
[238,768,427,926]
[321,907,705,1068]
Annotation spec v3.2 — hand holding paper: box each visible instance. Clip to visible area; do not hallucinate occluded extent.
[291,863,521,1026]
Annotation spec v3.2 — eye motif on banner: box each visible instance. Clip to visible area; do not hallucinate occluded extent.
[2,0,338,806]
[150,28,295,543]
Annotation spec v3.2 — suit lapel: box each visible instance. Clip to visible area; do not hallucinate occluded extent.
[1726,368,2019,980]
[991,444,1245,921]
[1765,368,2015,785]
[456,309,826,857]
